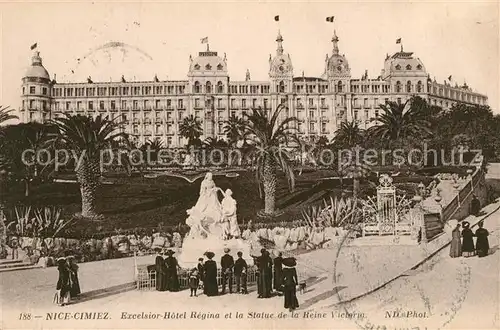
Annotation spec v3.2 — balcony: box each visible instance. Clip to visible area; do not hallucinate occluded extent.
[217,105,226,110]
[132,107,141,111]
[308,105,317,109]
[320,104,328,109]
[296,104,304,109]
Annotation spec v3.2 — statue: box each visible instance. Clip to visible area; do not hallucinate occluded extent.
[221,189,240,239]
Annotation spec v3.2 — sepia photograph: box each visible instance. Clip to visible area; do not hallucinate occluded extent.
[0,1,499,329]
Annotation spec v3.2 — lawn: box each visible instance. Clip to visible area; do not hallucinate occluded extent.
[2,168,434,238]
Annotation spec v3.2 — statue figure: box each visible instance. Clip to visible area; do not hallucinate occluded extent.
[185,173,225,239]
[221,189,241,239]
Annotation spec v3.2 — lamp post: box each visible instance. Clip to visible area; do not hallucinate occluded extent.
[412,194,426,243]
[418,182,426,198]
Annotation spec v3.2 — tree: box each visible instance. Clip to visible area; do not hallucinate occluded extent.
[223,115,249,148]
[332,121,367,197]
[0,122,56,197]
[0,106,17,127]
[179,115,202,147]
[367,99,431,148]
[49,114,128,218]
[244,104,298,215]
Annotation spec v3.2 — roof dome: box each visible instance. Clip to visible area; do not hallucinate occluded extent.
[381,51,427,79]
[269,31,293,76]
[188,50,227,75]
[24,51,50,80]
[325,31,351,78]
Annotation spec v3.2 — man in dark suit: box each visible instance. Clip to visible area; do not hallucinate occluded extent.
[220,248,234,294]
[234,251,248,294]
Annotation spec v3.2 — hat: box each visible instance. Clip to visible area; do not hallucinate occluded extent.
[237,251,243,257]
[462,221,470,228]
[205,251,215,259]
[224,248,230,253]
[154,247,162,252]
[198,257,204,261]
[56,257,66,262]
[260,248,266,254]
[165,249,175,256]
[282,257,297,267]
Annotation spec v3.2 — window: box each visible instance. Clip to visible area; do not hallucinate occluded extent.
[133,100,138,109]
[206,81,212,93]
[230,99,236,108]
[88,101,93,110]
[282,98,287,105]
[66,102,70,110]
[416,64,422,70]
[363,98,369,108]
[30,100,35,109]
[395,81,401,93]
[321,98,326,107]
[194,64,200,70]
[30,86,35,94]
[194,81,201,93]
[155,100,161,109]
[42,87,47,95]
[354,110,358,120]
[395,64,401,70]
[397,98,402,105]
[42,101,47,110]
[178,99,184,108]
[416,81,423,93]
[264,99,269,109]
[242,99,246,108]
[205,64,212,70]
[217,64,223,70]
[76,101,81,110]
[309,111,314,118]
[216,81,223,93]
[195,99,200,108]
[321,122,327,133]
[279,81,285,93]
[122,100,127,109]
[144,100,150,110]
[309,99,314,106]
[337,81,343,93]
[252,99,257,108]
[406,64,412,70]
[99,101,105,110]
[406,81,412,93]
[111,101,116,110]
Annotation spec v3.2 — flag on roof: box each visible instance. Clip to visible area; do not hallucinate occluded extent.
[200,37,208,44]
[326,16,334,22]
[396,38,402,44]
[30,43,37,50]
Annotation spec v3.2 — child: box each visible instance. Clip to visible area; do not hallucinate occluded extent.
[189,268,200,297]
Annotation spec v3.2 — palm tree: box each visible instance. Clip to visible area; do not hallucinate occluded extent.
[244,104,298,215]
[49,114,128,218]
[333,121,366,198]
[141,139,164,163]
[179,115,202,147]
[0,106,18,126]
[367,100,431,148]
[223,115,248,147]
[333,121,365,149]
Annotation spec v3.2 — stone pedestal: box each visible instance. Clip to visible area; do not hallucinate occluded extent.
[178,235,254,268]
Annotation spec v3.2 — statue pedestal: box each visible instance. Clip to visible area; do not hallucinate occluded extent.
[178,235,254,269]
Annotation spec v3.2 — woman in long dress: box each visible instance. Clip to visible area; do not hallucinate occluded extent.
[67,256,81,298]
[461,221,475,257]
[155,249,166,291]
[450,223,462,258]
[55,257,71,306]
[203,252,218,296]
[475,221,490,257]
[282,257,299,311]
[164,250,180,292]
[258,250,273,298]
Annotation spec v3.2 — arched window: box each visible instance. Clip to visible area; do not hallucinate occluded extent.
[194,64,200,70]
[395,64,401,70]
[416,81,423,93]
[406,64,412,70]
[217,64,223,71]
[205,64,212,70]
[279,81,285,93]
[406,81,412,93]
[217,81,224,93]
[206,81,212,94]
[194,81,201,93]
[337,81,343,93]
[416,64,422,70]
[395,81,401,93]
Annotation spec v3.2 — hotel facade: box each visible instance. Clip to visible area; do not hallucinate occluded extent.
[20,31,489,147]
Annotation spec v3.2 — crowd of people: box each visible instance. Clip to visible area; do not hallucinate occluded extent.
[55,255,81,306]
[153,247,299,311]
[450,220,490,258]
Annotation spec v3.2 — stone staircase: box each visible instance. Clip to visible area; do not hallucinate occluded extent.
[0,258,42,273]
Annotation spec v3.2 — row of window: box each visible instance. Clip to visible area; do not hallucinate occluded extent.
[394,64,423,71]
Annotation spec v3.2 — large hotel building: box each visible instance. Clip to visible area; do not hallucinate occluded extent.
[20,30,488,147]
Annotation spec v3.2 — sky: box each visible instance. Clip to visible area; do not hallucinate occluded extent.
[0,1,498,120]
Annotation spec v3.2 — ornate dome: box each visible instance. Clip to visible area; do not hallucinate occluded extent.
[24,51,50,80]
[188,50,227,74]
[325,31,351,78]
[381,51,427,78]
[269,31,293,76]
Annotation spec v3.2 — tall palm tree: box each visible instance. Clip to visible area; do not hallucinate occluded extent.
[0,106,18,232]
[179,115,202,147]
[49,114,128,218]
[333,121,366,198]
[244,104,298,215]
[223,115,248,147]
[367,100,431,148]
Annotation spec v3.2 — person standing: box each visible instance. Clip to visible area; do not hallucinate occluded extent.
[258,249,273,298]
[55,257,71,306]
[197,257,205,291]
[475,221,490,257]
[203,252,218,296]
[188,268,200,297]
[470,194,481,216]
[220,248,234,294]
[450,223,462,258]
[234,251,248,294]
[67,256,81,298]
[164,249,180,292]
[273,252,284,292]
[461,221,475,257]
[154,249,166,291]
[282,257,299,312]
[10,236,19,260]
